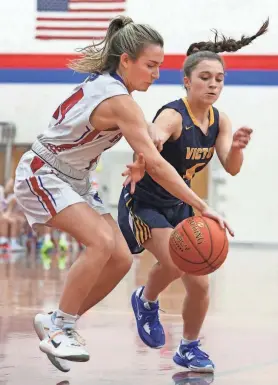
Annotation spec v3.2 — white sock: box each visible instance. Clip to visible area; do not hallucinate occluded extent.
[140,291,158,310]
[141,291,158,304]
[52,309,78,330]
[181,337,198,345]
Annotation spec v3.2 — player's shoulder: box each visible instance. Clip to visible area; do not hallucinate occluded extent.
[82,72,128,95]
[165,98,185,110]
[154,98,184,121]
[218,110,230,125]
[155,107,183,125]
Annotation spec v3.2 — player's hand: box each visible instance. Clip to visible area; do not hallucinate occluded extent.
[201,206,234,237]
[122,153,146,194]
[147,123,163,152]
[232,127,253,150]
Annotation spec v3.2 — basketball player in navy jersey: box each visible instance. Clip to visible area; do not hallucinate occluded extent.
[118,20,268,372]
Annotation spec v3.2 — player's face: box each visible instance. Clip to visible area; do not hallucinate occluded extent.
[185,60,224,104]
[120,44,164,92]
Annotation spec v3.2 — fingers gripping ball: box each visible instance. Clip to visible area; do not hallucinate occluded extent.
[169,216,229,275]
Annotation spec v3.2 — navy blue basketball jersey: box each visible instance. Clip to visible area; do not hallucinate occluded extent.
[132,97,220,207]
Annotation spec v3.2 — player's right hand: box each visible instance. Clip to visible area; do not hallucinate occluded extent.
[201,206,234,237]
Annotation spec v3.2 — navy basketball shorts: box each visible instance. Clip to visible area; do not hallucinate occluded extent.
[118,187,194,254]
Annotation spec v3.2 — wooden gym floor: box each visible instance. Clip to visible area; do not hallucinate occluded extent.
[1,244,278,385]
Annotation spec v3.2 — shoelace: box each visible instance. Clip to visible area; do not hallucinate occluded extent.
[48,329,64,343]
[64,329,86,346]
[144,307,164,331]
[180,341,209,360]
[47,329,86,347]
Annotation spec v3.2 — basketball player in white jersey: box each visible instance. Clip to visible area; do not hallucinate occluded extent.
[14,15,232,370]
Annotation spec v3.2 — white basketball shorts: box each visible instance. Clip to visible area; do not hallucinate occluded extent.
[14,151,109,229]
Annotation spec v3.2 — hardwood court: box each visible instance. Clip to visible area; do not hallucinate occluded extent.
[1,244,278,385]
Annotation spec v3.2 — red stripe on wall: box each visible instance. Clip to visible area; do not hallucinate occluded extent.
[36,26,108,31]
[35,35,105,40]
[1,54,278,70]
[68,7,125,12]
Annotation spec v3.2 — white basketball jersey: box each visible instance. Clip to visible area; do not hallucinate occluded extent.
[38,72,129,171]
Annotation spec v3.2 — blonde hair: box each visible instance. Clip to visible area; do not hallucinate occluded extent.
[69,15,164,74]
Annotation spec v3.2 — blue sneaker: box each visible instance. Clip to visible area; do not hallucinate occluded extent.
[172,371,214,385]
[173,340,215,373]
[131,286,165,348]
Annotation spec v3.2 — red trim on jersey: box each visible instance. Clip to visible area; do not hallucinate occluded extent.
[45,129,100,154]
[30,156,45,174]
[29,176,56,217]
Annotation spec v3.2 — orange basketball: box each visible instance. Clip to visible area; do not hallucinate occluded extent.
[169,216,229,276]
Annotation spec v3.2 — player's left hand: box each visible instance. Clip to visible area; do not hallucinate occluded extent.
[232,127,253,149]
[122,153,146,194]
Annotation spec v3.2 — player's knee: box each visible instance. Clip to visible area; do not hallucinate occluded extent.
[99,231,115,254]
[161,261,182,281]
[119,252,133,274]
[169,265,183,280]
[111,248,133,275]
[186,277,209,299]
[87,226,115,257]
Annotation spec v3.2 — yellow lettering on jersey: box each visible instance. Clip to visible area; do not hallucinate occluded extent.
[194,148,202,160]
[186,147,195,159]
[202,148,209,159]
[207,147,214,158]
[186,146,214,160]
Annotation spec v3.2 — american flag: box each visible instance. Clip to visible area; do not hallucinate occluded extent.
[36,0,126,40]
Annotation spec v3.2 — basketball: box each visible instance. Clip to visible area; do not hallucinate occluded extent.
[169,216,229,275]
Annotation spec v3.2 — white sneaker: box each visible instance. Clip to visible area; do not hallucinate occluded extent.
[34,313,71,372]
[39,327,90,362]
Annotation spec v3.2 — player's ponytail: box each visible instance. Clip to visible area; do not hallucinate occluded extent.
[69,15,163,74]
[183,19,269,77]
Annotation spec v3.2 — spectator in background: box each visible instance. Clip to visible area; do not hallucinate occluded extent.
[0,178,26,252]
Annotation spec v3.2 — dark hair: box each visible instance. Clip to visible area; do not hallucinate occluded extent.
[183,18,269,77]
[69,15,164,74]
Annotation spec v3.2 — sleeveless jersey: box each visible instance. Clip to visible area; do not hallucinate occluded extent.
[38,72,129,171]
[133,98,220,207]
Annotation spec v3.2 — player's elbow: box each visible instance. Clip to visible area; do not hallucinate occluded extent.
[229,170,240,176]
[223,158,242,176]
[226,165,241,176]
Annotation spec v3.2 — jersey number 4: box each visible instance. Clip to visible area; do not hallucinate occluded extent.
[52,88,84,125]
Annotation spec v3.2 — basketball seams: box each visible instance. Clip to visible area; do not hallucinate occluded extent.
[186,230,228,274]
[202,217,213,262]
[169,241,209,266]
[169,216,229,275]
[181,219,215,269]
[208,231,227,268]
